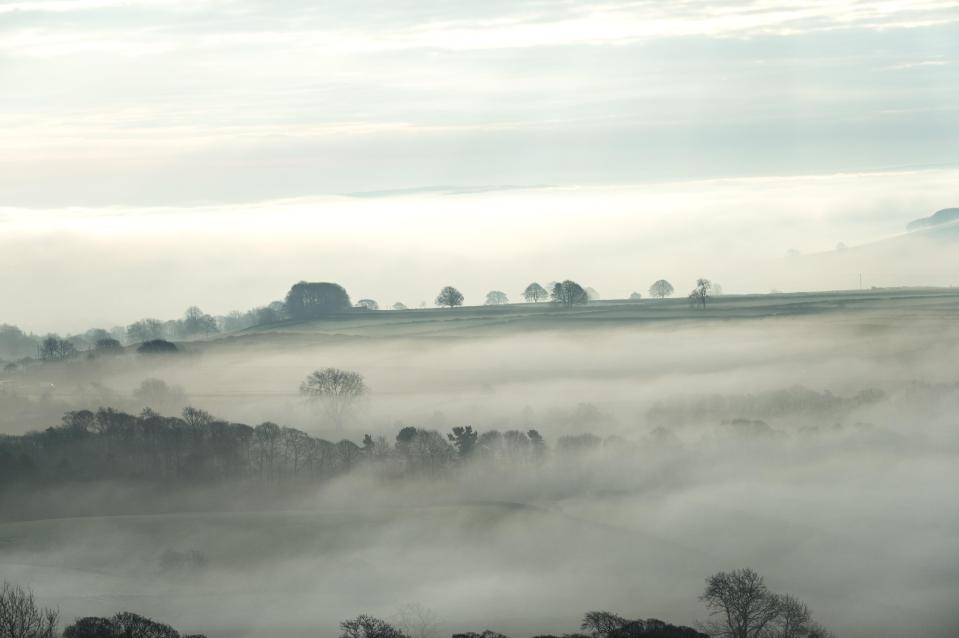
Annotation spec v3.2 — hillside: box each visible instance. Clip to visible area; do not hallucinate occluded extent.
[906,207,959,231]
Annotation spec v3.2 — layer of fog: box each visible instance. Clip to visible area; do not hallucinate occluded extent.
[2,168,958,333]
[2,305,959,637]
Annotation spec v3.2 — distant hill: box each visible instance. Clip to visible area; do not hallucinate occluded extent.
[906,207,959,231]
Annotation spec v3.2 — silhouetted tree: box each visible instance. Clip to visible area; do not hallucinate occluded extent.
[179,306,218,337]
[63,611,204,638]
[392,604,441,638]
[392,302,408,310]
[93,338,123,356]
[689,279,711,309]
[447,426,478,457]
[356,299,380,310]
[700,568,780,638]
[649,280,674,299]
[629,292,642,300]
[340,615,408,638]
[285,281,351,319]
[527,429,546,459]
[773,595,811,638]
[551,280,588,306]
[62,616,113,638]
[300,368,368,427]
[126,319,165,343]
[523,282,548,303]
[435,286,464,308]
[0,581,58,638]
[137,339,177,354]
[485,291,509,305]
[0,324,37,360]
[805,623,835,638]
[582,611,628,637]
[39,335,76,361]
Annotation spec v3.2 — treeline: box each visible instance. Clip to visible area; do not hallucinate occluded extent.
[0,407,622,486]
[1,276,723,367]
[0,568,833,638]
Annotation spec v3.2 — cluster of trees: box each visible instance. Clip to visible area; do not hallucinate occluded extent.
[1,567,833,638]
[438,280,596,308]
[125,306,218,343]
[62,613,205,638]
[334,572,833,638]
[0,582,204,638]
[0,402,606,485]
[1,277,725,369]
[700,569,833,638]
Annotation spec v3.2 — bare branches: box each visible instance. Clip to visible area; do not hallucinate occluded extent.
[0,582,59,638]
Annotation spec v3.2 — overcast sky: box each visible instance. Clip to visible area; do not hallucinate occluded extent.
[2,0,958,331]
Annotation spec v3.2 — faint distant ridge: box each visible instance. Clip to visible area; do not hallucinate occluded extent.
[906,207,959,231]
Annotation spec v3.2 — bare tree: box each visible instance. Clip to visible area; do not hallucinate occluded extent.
[435,286,464,308]
[805,622,835,638]
[774,595,811,638]
[39,335,76,361]
[180,306,218,337]
[340,615,408,638]
[0,581,59,638]
[689,278,711,309]
[649,279,674,299]
[356,299,380,310]
[700,568,781,638]
[522,282,548,303]
[300,368,368,427]
[581,611,628,637]
[393,604,441,638]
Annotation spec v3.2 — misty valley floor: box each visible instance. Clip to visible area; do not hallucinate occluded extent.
[2,289,959,637]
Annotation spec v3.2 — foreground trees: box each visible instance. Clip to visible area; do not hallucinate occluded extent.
[0,581,58,638]
[701,568,830,638]
[300,368,368,427]
[340,615,408,638]
[63,612,205,638]
[436,286,464,308]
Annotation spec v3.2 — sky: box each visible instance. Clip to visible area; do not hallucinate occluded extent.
[1,0,958,331]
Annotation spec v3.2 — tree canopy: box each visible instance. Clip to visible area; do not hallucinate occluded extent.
[522,282,548,303]
[436,286,464,308]
[285,282,352,319]
[356,299,380,310]
[485,290,509,305]
[551,280,589,306]
[649,280,674,299]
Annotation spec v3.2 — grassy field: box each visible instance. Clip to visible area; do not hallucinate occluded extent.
[234,287,959,339]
